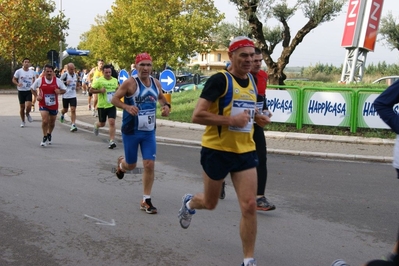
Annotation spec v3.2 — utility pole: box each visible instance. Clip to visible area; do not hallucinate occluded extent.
[59,0,63,70]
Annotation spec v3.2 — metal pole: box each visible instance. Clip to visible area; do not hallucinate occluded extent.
[59,0,63,70]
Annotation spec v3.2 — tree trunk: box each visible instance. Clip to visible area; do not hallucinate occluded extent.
[10,49,16,86]
[265,57,288,85]
[267,66,287,85]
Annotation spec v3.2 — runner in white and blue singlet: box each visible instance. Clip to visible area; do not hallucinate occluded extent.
[111,53,171,215]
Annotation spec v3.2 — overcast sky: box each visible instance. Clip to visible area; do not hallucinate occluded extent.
[58,0,398,67]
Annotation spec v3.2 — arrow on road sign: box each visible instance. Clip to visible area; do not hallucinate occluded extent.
[161,76,174,86]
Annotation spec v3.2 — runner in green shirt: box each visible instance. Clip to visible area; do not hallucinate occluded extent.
[90,64,119,149]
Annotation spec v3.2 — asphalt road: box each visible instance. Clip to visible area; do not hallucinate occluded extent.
[0,96,398,266]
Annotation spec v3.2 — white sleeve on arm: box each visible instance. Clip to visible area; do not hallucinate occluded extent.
[56,78,67,90]
[30,78,41,90]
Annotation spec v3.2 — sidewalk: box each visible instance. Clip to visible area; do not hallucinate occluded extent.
[64,94,394,163]
[1,89,393,163]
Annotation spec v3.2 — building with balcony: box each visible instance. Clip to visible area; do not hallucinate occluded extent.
[188,47,230,74]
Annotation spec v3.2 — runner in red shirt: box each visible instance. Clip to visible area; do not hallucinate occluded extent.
[250,47,276,211]
[30,64,66,147]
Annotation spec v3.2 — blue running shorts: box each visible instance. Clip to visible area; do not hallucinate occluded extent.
[122,131,156,164]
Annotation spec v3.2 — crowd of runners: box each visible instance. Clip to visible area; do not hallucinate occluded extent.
[11,37,398,265]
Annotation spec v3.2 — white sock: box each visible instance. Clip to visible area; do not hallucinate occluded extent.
[143,195,151,201]
[186,200,192,210]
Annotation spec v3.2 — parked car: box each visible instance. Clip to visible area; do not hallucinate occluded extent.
[372,76,399,85]
[174,74,194,92]
[196,77,209,90]
[179,76,209,92]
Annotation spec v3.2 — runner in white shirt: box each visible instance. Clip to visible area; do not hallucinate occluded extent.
[12,58,36,127]
[59,63,79,132]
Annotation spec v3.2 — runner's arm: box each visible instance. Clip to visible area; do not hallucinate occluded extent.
[12,73,20,87]
[89,80,105,94]
[55,79,67,95]
[111,78,139,116]
[154,79,170,117]
[374,81,399,134]
[86,68,95,84]
[30,79,41,99]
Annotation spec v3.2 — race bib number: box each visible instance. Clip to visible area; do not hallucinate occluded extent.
[107,92,115,103]
[228,100,255,132]
[44,94,56,106]
[21,78,31,90]
[138,109,155,131]
[69,82,76,90]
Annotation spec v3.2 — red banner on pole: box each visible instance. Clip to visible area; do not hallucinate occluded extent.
[341,0,363,47]
[360,0,384,51]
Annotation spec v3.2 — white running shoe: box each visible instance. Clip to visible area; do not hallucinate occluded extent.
[108,140,116,149]
[20,122,25,128]
[26,114,33,123]
[40,136,47,147]
[241,259,257,266]
[331,260,350,266]
[178,194,196,229]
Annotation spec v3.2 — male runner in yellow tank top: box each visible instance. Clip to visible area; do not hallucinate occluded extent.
[87,59,104,116]
[178,36,271,266]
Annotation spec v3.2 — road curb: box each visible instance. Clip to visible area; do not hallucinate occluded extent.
[61,116,393,163]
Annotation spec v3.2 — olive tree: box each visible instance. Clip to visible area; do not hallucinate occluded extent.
[379,12,399,52]
[229,0,345,84]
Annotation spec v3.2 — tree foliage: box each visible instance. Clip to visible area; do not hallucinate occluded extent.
[379,12,399,52]
[78,0,224,70]
[285,62,399,83]
[228,0,345,85]
[213,22,251,48]
[78,16,112,68]
[0,0,69,68]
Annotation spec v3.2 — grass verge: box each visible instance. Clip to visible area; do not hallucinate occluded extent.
[158,89,395,139]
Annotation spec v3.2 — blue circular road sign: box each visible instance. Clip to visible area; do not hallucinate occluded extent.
[118,69,129,84]
[160,69,176,92]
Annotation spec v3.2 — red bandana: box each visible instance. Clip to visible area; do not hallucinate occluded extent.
[229,37,255,52]
[135,53,152,65]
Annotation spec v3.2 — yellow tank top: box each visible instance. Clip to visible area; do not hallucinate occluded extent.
[201,70,257,153]
[92,68,103,82]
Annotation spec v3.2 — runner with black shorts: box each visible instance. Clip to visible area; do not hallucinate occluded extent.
[60,63,79,132]
[90,64,118,149]
[12,58,36,127]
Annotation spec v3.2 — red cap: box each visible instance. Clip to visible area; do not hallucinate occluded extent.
[229,36,255,52]
[135,53,152,65]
